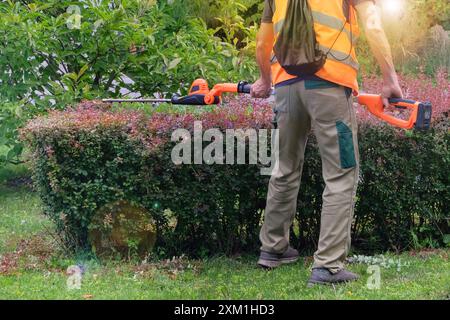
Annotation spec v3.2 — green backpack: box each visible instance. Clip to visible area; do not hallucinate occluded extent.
[273,0,327,76]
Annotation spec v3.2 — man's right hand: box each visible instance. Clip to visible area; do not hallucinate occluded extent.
[251,78,272,99]
[381,79,403,108]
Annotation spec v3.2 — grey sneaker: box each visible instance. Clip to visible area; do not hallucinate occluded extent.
[257,247,299,269]
[307,268,359,287]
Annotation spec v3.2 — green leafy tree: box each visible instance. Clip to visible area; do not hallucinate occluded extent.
[0,0,257,165]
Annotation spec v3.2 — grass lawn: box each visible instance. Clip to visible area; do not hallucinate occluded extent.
[0,165,449,300]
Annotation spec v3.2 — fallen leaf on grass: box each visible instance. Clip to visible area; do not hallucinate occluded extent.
[82,294,93,299]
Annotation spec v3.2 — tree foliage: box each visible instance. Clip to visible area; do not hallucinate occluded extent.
[0,0,257,165]
[0,0,256,106]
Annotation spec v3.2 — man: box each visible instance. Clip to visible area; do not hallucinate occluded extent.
[251,0,403,286]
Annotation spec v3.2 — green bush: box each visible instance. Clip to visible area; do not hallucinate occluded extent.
[22,98,450,257]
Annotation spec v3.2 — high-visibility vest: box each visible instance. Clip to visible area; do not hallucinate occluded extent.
[271,0,360,93]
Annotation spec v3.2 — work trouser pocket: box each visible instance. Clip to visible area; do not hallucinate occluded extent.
[336,121,356,169]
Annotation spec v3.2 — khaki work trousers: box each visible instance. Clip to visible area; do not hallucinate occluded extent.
[260,80,360,273]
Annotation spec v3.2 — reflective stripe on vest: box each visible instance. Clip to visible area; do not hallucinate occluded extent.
[274,11,358,45]
[312,11,358,44]
[272,12,359,71]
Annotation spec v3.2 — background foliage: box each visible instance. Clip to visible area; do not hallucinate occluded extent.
[0,0,257,105]
[1,0,449,166]
[382,0,450,76]
[0,0,258,166]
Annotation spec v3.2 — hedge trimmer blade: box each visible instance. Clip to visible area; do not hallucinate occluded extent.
[102,98,171,104]
[102,79,251,106]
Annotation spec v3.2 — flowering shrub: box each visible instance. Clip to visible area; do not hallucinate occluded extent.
[22,97,274,256]
[22,76,449,256]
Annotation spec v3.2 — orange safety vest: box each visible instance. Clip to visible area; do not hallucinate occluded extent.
[271,0,360,94]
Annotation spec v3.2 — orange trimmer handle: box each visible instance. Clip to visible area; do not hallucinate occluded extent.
[358,94,417,130]
[205,81,250,104]
[376,110,417,130]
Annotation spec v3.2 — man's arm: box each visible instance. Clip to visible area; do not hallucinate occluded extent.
[251,23,274,98]
[356,1,403,106]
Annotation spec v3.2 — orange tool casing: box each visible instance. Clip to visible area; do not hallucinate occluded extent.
[357,94,432,130]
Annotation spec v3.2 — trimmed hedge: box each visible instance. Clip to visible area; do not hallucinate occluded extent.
[22,98,449,257]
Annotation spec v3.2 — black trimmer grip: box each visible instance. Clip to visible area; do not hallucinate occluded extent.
[171,94,220,105]
[388,98,417,109]
[388,98,418,105]
[237,81,252,94]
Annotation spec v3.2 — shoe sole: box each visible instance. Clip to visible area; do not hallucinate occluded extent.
[257,256,299,269]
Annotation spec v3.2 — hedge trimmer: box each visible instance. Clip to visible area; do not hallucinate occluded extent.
[103,78,432,130]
